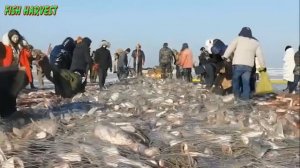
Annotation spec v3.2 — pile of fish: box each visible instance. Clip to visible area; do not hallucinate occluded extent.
[0,78,299,168]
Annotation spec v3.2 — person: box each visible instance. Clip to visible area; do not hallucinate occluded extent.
[131,43,145,76]
[172,49,181,79]
[50,37,76,69]
[39,37,92,98]
[49,37,76,94]
[177,43,193,82]
[282,46,296,93]
[117,48,131,80]
[290,46,300,93]
[159,43,174,79]
[198,46,215,88]
[27,45,37,89]
[211,60,233,95]
[222,27,266,102]
[31,48,47,88]
[90,50,98,83]
[0,29,30,117]
[94,40,112,90]
[70,37,92,92]
[2,29,33,88]
[113,48,123,73]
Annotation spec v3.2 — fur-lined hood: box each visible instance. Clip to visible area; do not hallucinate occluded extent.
[2,33,10,46]
[2,32,28,49]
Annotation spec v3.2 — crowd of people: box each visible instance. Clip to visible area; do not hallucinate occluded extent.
[0,27,299,118]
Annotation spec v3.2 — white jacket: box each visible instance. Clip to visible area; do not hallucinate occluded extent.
[283,48,295,82]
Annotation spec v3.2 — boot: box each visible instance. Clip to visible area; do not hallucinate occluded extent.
[30,82,37,89]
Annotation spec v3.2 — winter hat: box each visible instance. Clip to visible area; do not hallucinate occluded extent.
[101,40,109,47]
[181,43,188,51]
[285,45,292,51]
[238,27,253,38]
[205,39,214,54]
[163,43,168,47]
[125,48,131,53]
[136,43,141,49]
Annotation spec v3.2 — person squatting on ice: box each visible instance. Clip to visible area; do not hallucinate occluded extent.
[222,27,266,102]
[159,42,175,79]
[0,29,31,117]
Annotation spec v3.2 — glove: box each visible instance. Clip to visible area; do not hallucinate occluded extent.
[258,67,267,72]
[221,56,231,62]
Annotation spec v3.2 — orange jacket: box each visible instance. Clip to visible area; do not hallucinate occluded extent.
[1,45,32,82]
[178,49,193,69]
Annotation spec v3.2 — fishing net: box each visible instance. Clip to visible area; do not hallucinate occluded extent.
[0,78,299,168]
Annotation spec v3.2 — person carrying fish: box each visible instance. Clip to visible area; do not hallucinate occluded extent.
[222,27,266,102]
[39,37,92,98]
[0,29,30,117]
[177,43,193,82]
[159,43,174,79]
[94,40,112,90]
[131,43,145,76]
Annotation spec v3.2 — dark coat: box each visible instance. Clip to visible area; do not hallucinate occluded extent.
[117,51,128,68]
[70,38,92,75]
[94,47,112,70]
[131,49,145,63]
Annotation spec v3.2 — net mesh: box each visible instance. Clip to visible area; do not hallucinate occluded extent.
[0,79,299,168]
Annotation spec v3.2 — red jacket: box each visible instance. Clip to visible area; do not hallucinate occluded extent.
[1,45,33,82]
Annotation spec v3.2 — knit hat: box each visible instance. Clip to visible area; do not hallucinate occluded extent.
[163,43,168,47]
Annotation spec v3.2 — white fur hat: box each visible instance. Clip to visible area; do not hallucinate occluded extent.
[205,39,214,54]
[101,40,111,48]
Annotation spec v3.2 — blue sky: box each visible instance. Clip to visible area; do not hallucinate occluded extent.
[0,0,299,68]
